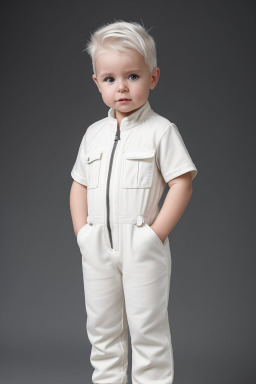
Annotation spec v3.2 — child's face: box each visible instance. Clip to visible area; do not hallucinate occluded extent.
[92,48,160,124]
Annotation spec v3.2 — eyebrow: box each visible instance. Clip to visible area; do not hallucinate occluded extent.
[100,70,143,79]
[100,73,113,78]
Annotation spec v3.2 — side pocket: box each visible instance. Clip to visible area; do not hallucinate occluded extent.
[76,223,91,247]
[144,223,167,249]
[122,150,156,188]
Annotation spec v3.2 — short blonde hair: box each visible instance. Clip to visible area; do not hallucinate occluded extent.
[84,20,157,74]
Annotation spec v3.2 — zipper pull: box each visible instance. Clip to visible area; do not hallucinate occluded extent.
[114,129,121,141]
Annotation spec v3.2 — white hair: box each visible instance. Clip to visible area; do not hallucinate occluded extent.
[84,20,157,74]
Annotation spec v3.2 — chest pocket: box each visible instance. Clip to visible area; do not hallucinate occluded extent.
[85,151,102,189]
[121,150,156,188]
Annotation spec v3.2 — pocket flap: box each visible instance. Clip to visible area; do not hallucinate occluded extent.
[125,150,155,160]
[85,151,102,163]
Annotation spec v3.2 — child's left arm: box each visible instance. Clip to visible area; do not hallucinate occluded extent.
[151,171,193,244]
[154,122,198,243]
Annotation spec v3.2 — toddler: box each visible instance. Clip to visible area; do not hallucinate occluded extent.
[70,20,198,384]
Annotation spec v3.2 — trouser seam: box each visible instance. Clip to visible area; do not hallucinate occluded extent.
[119,297,126,383]
[162,258,174,381]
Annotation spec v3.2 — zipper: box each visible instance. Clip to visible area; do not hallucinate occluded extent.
[106,128,121,248]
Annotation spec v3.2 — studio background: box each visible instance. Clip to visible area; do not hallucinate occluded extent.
[1,1,255,383]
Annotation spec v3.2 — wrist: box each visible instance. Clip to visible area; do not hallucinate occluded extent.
[150,223,168,244]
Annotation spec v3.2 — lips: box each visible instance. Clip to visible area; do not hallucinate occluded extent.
[118,98,131,101]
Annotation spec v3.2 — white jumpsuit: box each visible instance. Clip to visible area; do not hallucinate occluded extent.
[71,100,198,384]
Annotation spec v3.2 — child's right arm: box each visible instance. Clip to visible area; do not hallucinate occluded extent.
[70,181,88,237]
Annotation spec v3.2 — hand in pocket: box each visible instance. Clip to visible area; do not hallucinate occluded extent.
[149,225,166,245]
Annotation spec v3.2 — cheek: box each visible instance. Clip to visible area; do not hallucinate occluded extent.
[101,87,113,100]
[133,84,150,100]
[100,87,114,107]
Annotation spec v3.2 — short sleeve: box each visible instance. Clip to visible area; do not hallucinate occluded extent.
[156,123,198,183]
[71,133,88,186]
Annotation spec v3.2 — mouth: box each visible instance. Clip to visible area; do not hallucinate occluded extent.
[117,98,131,103]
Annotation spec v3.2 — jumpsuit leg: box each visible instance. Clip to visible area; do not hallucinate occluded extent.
[122,222,174,384]
[77,223,129,384]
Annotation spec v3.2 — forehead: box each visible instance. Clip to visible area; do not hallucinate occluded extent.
[95,48,148,73]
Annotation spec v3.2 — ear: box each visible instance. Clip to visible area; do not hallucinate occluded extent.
[92,74,102,93]
[149,67,160,90]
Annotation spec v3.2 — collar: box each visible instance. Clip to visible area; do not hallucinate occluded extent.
[107,100,153,132]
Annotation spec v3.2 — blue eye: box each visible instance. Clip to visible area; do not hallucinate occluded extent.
[129,74,138,80]
[104,77,114,83]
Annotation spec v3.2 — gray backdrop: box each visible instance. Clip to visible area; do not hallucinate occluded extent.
[1,1,255,383]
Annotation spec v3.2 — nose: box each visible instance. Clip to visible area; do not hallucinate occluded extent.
[117,79,128,92]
